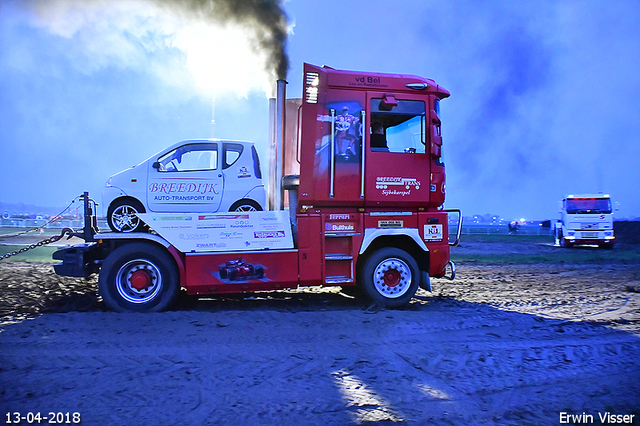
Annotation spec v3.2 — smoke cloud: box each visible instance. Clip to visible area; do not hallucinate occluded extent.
[153,0,289,82]
[18,0,290,96]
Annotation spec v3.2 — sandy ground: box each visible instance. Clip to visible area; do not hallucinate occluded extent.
[1,241,640,425]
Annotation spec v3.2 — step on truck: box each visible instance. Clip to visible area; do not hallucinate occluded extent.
[554,193,615,248]
[53,63,462,312]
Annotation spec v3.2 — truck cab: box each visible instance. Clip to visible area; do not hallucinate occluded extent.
[296,63,449,209]
[554,194,615,248]
[283,64,457,294]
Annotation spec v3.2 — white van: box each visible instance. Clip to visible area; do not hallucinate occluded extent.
[103,139,266,232]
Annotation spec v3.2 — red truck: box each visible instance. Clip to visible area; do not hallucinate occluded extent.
[53,63,461,312]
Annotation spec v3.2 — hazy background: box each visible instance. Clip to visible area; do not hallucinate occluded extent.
[1,0,639,221]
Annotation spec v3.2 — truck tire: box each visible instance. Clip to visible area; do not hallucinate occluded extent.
[107,199,146,233]
[99,243,179,312]
[559,231,573,248]
[359,247,420,308]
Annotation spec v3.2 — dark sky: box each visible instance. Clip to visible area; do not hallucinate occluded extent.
[1,0,639,220]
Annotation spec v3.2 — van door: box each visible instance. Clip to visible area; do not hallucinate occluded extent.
[147,142,224,212]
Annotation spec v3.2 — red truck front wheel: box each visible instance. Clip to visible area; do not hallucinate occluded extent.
[360,248,419,308]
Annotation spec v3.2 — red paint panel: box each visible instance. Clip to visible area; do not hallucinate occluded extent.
[418,212,450,277]
[297,215,323,286]
[184,251,299,295]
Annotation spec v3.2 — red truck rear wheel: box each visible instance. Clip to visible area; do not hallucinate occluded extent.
[99,243,179,312]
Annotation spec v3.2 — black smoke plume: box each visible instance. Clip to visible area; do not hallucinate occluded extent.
[156,0,290,81]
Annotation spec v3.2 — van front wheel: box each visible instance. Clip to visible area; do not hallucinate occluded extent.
[230,200,262,212]
[107,199,146,233]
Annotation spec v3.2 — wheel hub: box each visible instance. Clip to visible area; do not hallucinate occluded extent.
[383,269,401,287]
[115,259,163,305]
[373,258,411,298]
[128,269,152,291]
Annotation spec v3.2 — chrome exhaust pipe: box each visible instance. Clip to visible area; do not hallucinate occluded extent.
[267,97,276,210]
[275,80,286,211]
[268,80,287,210]
[444,260,456,280]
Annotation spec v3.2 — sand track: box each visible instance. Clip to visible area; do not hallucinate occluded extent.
[1,249,640,425]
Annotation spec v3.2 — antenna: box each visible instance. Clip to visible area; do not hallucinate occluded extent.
[211,89,216,138]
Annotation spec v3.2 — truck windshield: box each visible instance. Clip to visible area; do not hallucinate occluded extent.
[566,198,612,214]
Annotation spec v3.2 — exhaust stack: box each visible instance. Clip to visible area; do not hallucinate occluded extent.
[267,97,276,210]
[268,79,287,210]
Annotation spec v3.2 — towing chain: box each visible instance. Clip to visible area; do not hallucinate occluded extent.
[0,228,74,261]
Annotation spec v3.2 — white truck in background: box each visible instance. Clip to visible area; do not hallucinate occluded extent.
[554,193,615,248]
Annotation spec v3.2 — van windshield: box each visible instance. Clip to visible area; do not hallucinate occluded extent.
[566,198,612,214]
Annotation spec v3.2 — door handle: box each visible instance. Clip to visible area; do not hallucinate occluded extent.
[329,109,336,199]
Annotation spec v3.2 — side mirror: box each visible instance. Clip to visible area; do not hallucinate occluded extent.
[379,95,398,111]
[152,162,161,170]
[430,109,442,158]
[430,109,441,125]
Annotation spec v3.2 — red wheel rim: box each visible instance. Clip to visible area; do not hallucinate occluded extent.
[129,269,152,291]
[383,269,401,287]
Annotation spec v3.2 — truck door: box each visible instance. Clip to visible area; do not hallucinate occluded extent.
[147,142,224,212]
[364,92,436,208]
[304,90,366,205]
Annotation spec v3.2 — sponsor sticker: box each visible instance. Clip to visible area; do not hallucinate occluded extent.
[137,212,294,252]
[326,222,355,232]
[329,214,350,220]
[178,232,209,240]
[238,166,252,178]
[153,215,192,221]
[376,176,421,197]
[254,230,286,239]
[424,224,443,241]
[378,220,403,228]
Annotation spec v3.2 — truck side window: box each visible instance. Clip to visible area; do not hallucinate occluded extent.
[157,143,218,172]
[370,99,425,153]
